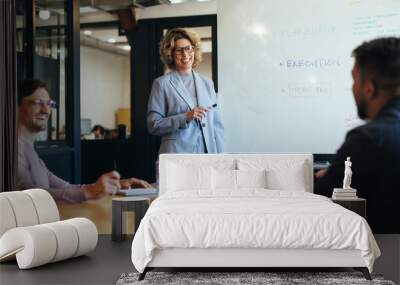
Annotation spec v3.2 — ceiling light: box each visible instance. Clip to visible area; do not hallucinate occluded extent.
[83,30,92,36]
[108,38,116,43]
[38,10,50,20]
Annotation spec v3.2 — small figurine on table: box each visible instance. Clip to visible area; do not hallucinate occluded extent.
[343,157,353,189]
[332,157,357,199]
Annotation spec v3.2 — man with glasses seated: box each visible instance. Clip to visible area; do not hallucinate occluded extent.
[17,79,151,203]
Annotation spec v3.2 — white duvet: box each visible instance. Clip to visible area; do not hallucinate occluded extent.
[131,190,380,273]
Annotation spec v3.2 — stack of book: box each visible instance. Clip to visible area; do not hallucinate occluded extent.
[332,188,358,200]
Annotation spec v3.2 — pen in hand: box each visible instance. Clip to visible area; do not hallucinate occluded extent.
[188,104,217,124]
[113,159,117,172]
[112,160,129,191]
[196,104,218,126]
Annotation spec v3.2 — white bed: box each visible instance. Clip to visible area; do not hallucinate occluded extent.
[131,154,380,280]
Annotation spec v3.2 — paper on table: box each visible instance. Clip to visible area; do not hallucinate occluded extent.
[117,188,158,196]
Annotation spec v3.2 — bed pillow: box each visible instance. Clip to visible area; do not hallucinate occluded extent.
[167,162,212,191]
[211,168,237,191]
[265,161,307,191]
[211,169,268,190]
[236,169,267,189]
[238,159,308,191]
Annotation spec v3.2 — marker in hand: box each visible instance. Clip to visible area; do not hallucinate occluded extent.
[187,104,217,126]
[198,104,217,127]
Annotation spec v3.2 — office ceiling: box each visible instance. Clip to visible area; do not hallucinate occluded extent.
[33,0,212,24]
[34,0,210,16]
[35,0,207,10]
[33,0,212,55]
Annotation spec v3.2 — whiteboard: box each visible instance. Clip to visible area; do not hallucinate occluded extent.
[217,0,400,153]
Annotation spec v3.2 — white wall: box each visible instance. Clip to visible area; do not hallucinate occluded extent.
[218,0,400,153]
[80,46,130,130]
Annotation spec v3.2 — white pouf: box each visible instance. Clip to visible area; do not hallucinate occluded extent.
[0,189,98,269]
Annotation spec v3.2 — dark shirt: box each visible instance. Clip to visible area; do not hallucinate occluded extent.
[315,96,400,233]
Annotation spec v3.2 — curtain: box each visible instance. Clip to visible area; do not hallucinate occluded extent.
[0,0,17,192]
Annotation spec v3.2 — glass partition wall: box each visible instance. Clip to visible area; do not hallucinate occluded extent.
[16,0,82,183]
[34,0,67,141]
[17,0,69,142]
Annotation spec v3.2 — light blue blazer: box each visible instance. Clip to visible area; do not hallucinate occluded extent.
[147,70,224,154]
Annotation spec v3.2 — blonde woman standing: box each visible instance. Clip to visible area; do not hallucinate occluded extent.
[147,28,224,154]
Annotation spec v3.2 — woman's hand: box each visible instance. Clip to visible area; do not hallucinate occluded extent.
[186,106,210,122]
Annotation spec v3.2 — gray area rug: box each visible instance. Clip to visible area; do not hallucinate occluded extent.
[116,272,396,285]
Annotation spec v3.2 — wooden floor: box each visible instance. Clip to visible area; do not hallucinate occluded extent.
[0,235,134,285]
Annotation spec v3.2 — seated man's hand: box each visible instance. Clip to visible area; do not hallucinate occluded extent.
[314,169,327,179]
[120,177,152,189]
[84,171,121,199]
